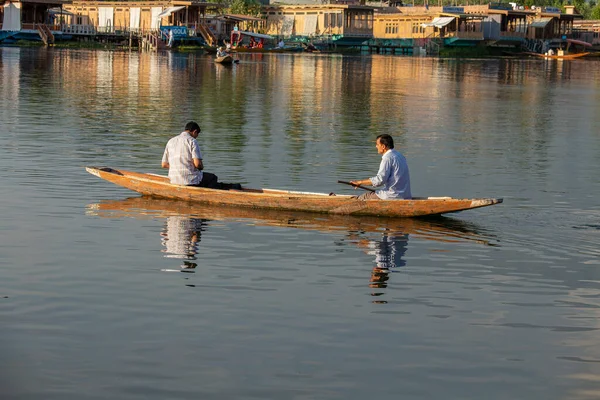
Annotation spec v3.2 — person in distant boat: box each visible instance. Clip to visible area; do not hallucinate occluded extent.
[225,40,231,51]
[349,134,411,200]
[278,39,285,49]
[161,121,219,188]
[217,46,228,57]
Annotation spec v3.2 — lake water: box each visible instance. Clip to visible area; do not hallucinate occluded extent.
[2,47,600,399]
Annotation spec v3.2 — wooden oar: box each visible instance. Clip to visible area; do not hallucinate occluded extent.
[337,180,375,193]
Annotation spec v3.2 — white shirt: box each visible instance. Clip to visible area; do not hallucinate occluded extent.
[162,131,203,185]
[370,149,412,200]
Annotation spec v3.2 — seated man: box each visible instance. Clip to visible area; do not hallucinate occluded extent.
[216,46,228,57]
[161,121,220,189]
[350,134,411,200]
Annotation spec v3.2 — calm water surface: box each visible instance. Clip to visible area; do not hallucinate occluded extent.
[1,47,600,399]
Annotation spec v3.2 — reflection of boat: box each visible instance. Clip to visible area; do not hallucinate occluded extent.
[214,54,233,64]
[524,39,592,59]
[86,197,493,245]
[86,167,502,218]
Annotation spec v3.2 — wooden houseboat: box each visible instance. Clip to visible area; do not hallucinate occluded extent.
[262,2,375,49]
[525,6,581,40]
[370,5,486,53]
[482,3,532,47]
[572,19,600,47]
[1,0,71,44]
[62,0,223,47]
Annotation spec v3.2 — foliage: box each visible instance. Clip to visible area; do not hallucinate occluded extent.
[591,4,600,19]
[229,0,262,16]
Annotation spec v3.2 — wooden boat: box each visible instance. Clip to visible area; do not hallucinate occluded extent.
[214,54,234,64]
[87,196,493,245]
[524,51,590,59]
[524,39,592,59]
[86,167,502,218]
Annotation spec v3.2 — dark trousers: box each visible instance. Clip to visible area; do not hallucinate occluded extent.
[188,172,242,190]
[188,172,219,189]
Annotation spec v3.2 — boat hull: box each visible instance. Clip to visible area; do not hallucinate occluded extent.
[215,55,233,64]
[86,167,502,218]
[524,52,591,59]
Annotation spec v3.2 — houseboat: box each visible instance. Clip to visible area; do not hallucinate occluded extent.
[370,5,486,54]
[1,0,71,44]
[262,2,375,49]
[572,19,600,47]
[62,0,224,48]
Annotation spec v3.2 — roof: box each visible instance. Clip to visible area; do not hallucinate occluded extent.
[222,14,264,22]
[48,6,74,15]
[529,17,552,28]
[422,16,455,28]
[15,0,68,4]
[567,38,592,47]
[236,30,273,40]
[157,6,185,18]
[440,12,487,19]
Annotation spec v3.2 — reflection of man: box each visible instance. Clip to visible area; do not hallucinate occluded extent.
[367,233,408,270]
[363,233,409,301]
[160,216,205,271]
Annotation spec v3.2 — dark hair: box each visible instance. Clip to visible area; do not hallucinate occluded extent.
[185,121,200,133]
[376,134,394,149]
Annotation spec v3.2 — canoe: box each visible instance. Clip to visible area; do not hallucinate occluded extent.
[87,196,492,245]
[214,55,233,64]
[523,51,591,59]
[85,167,503,218]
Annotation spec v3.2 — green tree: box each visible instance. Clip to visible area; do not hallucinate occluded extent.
[592,4,600,18]
[229,0,261,16]
[573,0,592,18]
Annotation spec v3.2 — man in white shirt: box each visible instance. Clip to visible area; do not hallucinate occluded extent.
[161,121,219,188]
[350,134,411,200]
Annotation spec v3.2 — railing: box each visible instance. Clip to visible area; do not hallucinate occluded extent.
[62,24,96,35]
[141,30,166,51]
[36,24,55,45]
[445,31,484,40]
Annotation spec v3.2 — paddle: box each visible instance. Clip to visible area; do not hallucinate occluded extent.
[337,180,375,193]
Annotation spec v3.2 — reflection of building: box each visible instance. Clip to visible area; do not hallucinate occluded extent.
[160,216,205,261]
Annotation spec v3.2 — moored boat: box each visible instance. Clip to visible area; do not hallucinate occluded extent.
[214,54,233,64]
[524,39,592,59]
[524,51,590,59]
[86,167,503,218]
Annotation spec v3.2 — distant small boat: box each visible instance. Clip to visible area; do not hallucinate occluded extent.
[214,54,233,64]
[86,167,503,218]
[524,51,590,59]
[525,39,592,59]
